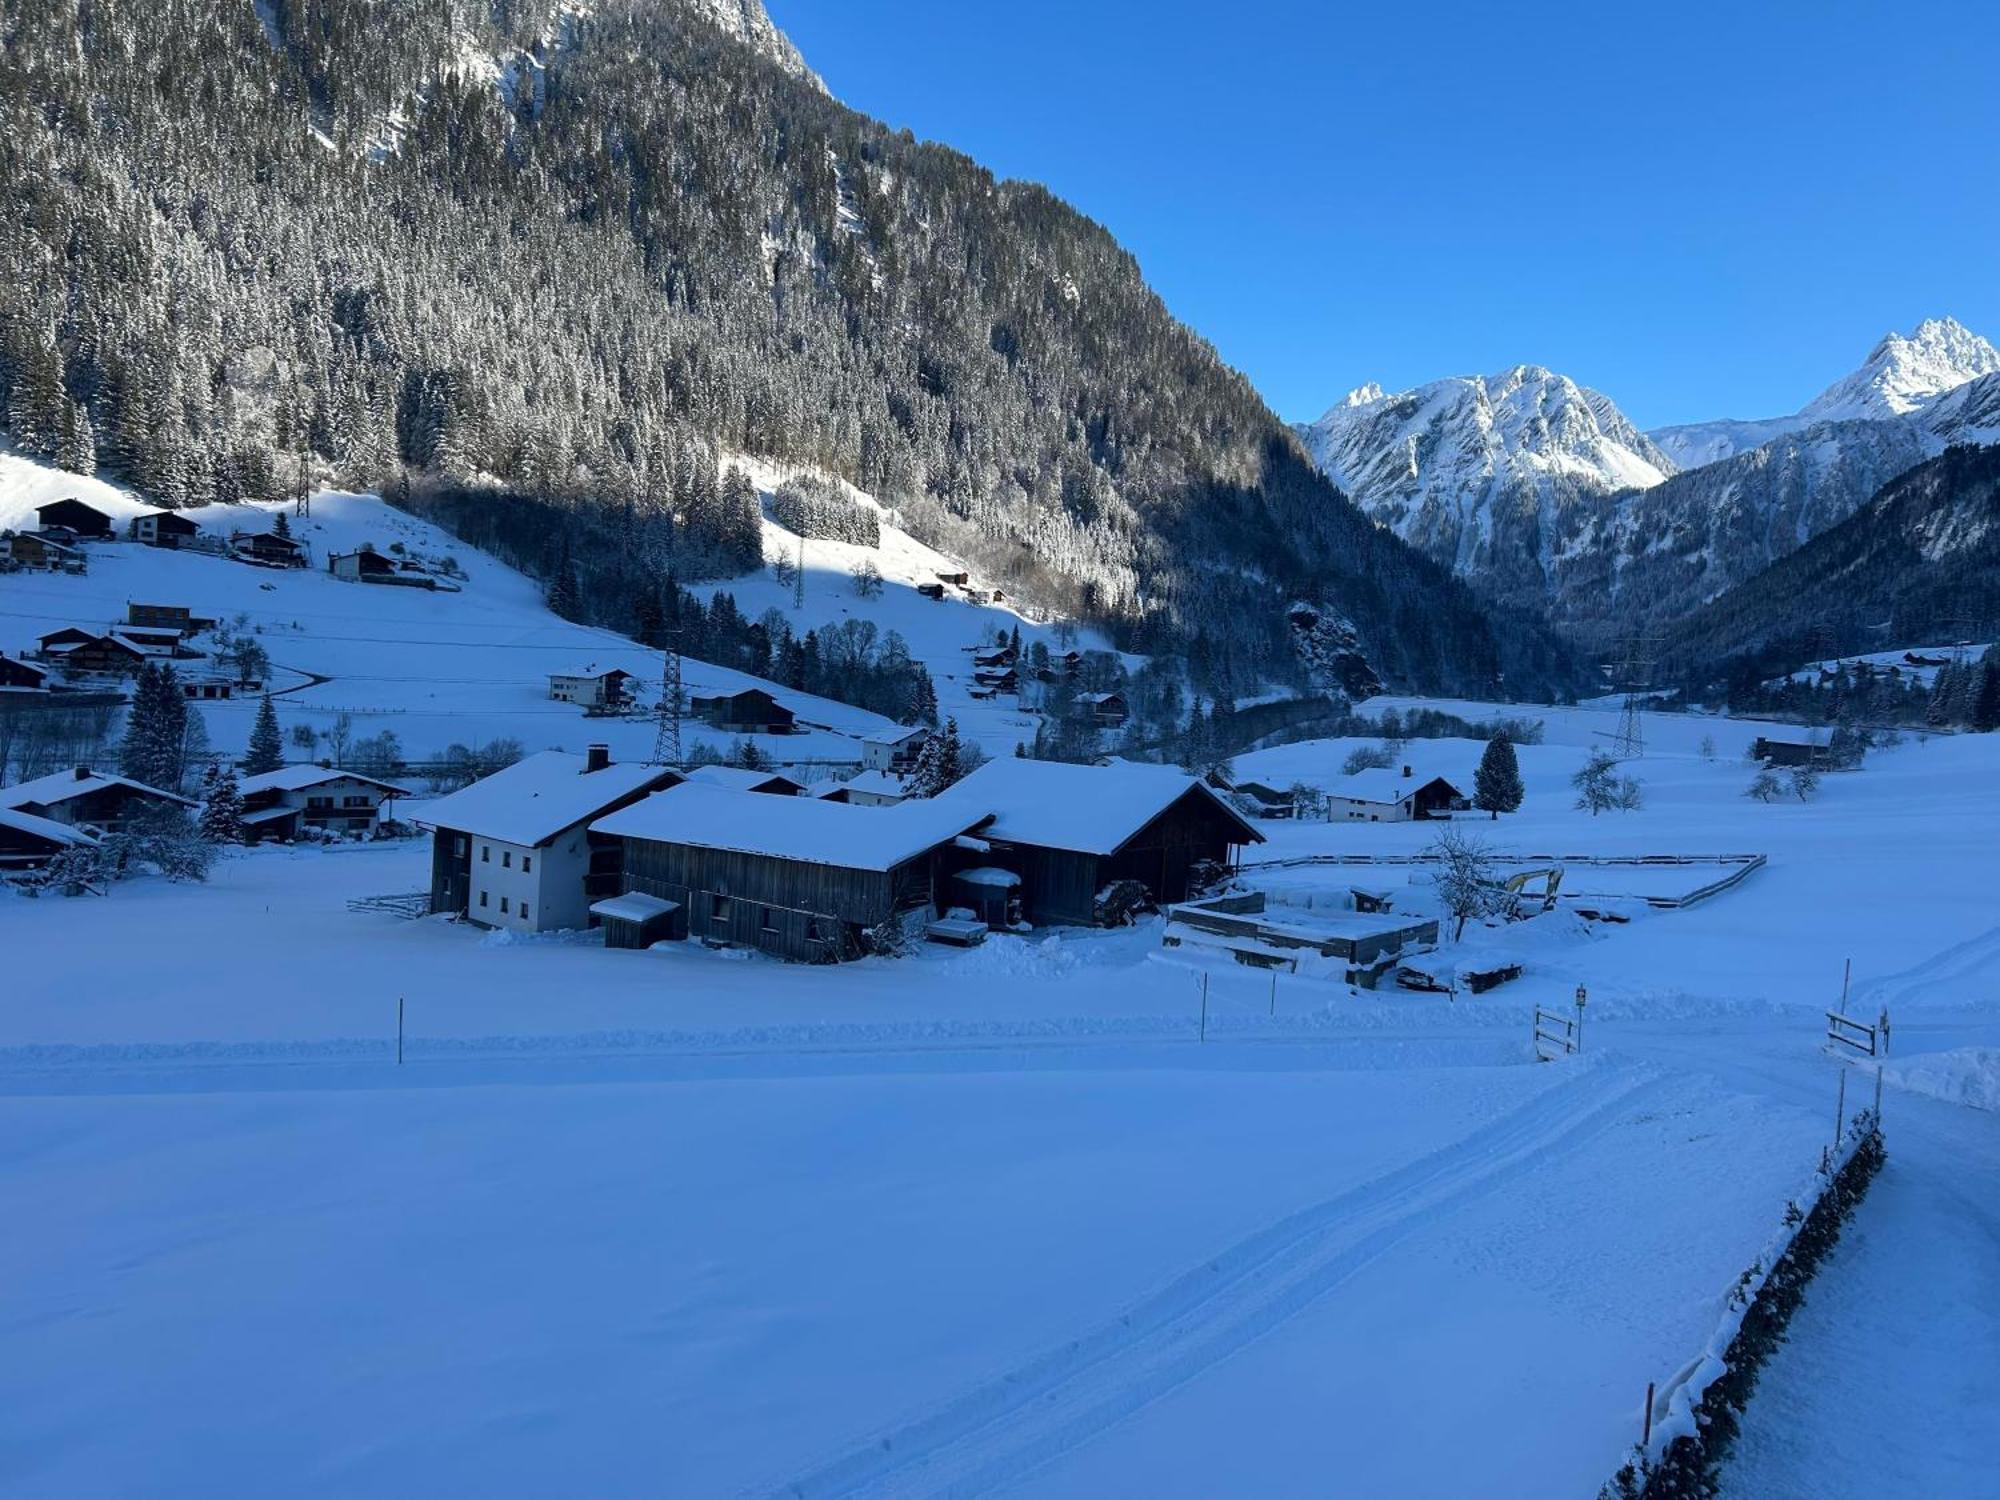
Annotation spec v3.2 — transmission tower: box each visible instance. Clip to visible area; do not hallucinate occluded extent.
[793,532,806,611]
[653,635,685,767]
[1607,631,1656,760]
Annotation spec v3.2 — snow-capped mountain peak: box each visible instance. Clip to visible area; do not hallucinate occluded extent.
[1799,315,2000,424]
[685,0,824,90]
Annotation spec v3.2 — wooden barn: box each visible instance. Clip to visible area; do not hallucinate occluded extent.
[4,532,86,572]
[1752,736,1826,768]
[690,688,795,735]
[0,766,195,832]
[933,759,1264,927]
[592,788,990,962]
[0,655,50,692]
[127,603,216,635]
[232,531,306,567]
[0,806,101,873]
[35,499,114,538]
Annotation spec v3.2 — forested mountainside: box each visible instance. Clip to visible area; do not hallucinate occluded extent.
[1660,444,2000,688]
[0,0,1573,700]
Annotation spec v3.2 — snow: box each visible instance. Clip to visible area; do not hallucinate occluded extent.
[935,758,1260,858]
[0,766,194,811]
[592,783,989,872]
[412,750,678,846]
[0,806,96,846]
[588,890,679,924]
[683,764,798,794]
[1882,1047,2000,1113]
[235,764,412,797]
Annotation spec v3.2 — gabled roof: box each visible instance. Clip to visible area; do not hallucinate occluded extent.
[1326,768,1465,805]
[414,751,681,846]
[686,765,804,795]
[593,785,990,873]
[861,725,928,748]
[136,510,200,530]
[236,765,415,797]
[0,767,196,811]
[550,665,633,681]
[830,770,909,799]
[0,655,50,681]
[935,760,1263,856]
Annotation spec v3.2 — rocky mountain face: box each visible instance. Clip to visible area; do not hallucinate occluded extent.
[684,0,824,89]
[1293,366,1674,616]
[1651,317,2000,468]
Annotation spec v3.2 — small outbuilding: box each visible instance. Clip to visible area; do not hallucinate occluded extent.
[690,688,795,735]
[686,765,805,797]
[0,655,51,692]
[0,806,101,873]
[1751,736,1826,768]
[817,770,911,807]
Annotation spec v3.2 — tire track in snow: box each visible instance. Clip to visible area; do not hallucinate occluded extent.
[761,1062,1671,1500]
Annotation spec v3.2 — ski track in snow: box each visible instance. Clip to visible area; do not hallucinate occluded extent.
[761,1062,1669,1500]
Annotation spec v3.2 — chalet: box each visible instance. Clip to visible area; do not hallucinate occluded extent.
[129,511,201,548]
[1904,651,1951,668]
[51,634,151,676]
[1232,781,1299,819]
[690,688,795,735]
[972,646,1016,670]
[935,570,970,587]
[0,806,100,873]
[234,765,414,842]
[35,499,114,539]
[117,627,200,657]
[0,766,195,832]
[916,583,946,601]
[1324,765,1468,823]
[329,548,397,583]
[972,667,1019,693]
[686,765,806,797]
[4,532,86,573]
[1077,691,1129,728]
[232,531,306,568]
[816,770,911,808]
[180,676,243,701]
[1752,736,1826,768]
[860,725,930,772]
[0,655,50,692]
[591,786,990,962]
[932,759,1264,927]
[127,603,217,635]
[35,627,99,657]
[548,668,635,711]
[417,746,683,934]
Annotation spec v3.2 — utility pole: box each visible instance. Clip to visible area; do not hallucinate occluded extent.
[1607,631,1655,760]
[653,633,685,767]
[793,532,806,611]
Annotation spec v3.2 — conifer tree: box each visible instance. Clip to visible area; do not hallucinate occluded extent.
[197,764,245,843]
[246,695,286,775]
[1472,733,1524,818]
[908,717,967,797]
[118,661,191,791]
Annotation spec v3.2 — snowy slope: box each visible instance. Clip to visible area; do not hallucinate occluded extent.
[0,451,907,769]
[1293,366,1675,611]
[1652,316,2000,467]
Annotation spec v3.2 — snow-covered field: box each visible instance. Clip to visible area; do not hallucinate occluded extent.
[5,680,1997,1495]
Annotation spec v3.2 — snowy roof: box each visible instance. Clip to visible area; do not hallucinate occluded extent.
[592,785,991,874]
[0,806,98,847]
[0,656,48,679]
[236,765,415,797]
[0,767,195,811]
[934,760,1263,857]
[954,865,1020,888]
[1326,768,1465,805]
[686,765,803,795]
[831,770,909,799]
[240,805,300,826]
[861,725,928,748]
[551,666,631,681]
[589,892,681,923]
[415,751,682,846]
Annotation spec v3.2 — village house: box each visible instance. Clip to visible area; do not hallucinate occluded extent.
[0,766,195,832]
[0,805,101,873]
[328,548,397,583]
[860,725,930,773]
[1323,765,1469,823]
[1751,736,1826,768]
[232,531,307,568]
[690,687,795,735]
[3,532,87,573]
[547,668,635,711]
[234,765,415,842]
[129,511,201,548]
[34,499,114,539]
[418,747,683,934]
[1077,691,1129,728]
[916,583,946,601]
[932,759,1264,926]
[592,786,991,962]
[971,645,1016,670]
[127,603,217,636]
[816,770,911,808]
[1231,781,1299,819]
[935,570,970,587]
[0,655,51,692]
[45,633,151,677]
[686,765,805,797]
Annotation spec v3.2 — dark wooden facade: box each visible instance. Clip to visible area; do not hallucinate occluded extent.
[0,656,49,690]
[691,688,795,734]
[1752,737,1824,768]
[618,837,944,961]
[430,827,473,916]
[35,499,113,537]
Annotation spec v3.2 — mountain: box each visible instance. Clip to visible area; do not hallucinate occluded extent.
[1292,366,1675,615]
[0,0,1576,702]
[1652,317,2000,468]
[1661,443,2000,683]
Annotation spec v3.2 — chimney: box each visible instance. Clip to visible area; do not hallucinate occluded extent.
[75,765,91,781]
[584,744,610,774]
[1402,764,1412,778]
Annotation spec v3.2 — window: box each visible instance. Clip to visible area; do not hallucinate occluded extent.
[479,891,488,908]
[522,856,532,874]
[307,795,332,810]
[481,845,490,863]
[710,893,729,925]
[500,896,509,914]
[343,795,370,808]
[454,835,468,858]
[501,851,512,869]
[520,904,530,923]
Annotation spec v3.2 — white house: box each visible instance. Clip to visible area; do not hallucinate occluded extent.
[816,770,911,807]
[415,746,684,934]
[1322,765,1469,823]
[548,667,635,710]
[234,765,415,841]
[860,725,930,773]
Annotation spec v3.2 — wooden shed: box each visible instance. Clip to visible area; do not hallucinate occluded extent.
[690,688,795,735]
[35,499,114,538]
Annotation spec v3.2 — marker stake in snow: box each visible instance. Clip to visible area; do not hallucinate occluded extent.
[397,996,404,1067]
[1833,1066,1846,1147]
[1198,972,1209,1044]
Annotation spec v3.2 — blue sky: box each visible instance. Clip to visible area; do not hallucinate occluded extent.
[767,1,2000,429]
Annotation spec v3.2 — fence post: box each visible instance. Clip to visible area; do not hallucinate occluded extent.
[1833,1067,1846,1147]
[1575,984,1587,1053]
[1879,1007,1891,1058]
[397,996,404,1067]
[1642,1380,1655,1449]
[1874,1063,1884,1127]
[1199,973,1209,1044]
[1269,969,1278,1018]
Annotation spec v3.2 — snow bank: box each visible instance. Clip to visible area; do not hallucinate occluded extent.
[1882,1048,2000,1112]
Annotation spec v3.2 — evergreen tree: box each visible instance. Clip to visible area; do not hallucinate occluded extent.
[197,764,245,843]
[245,695,286,775]
[273,510,292,540]
[1975,664,2000,733]
[1472,733,1524,818]
[908,717,968,797]
[118,662,190,791]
